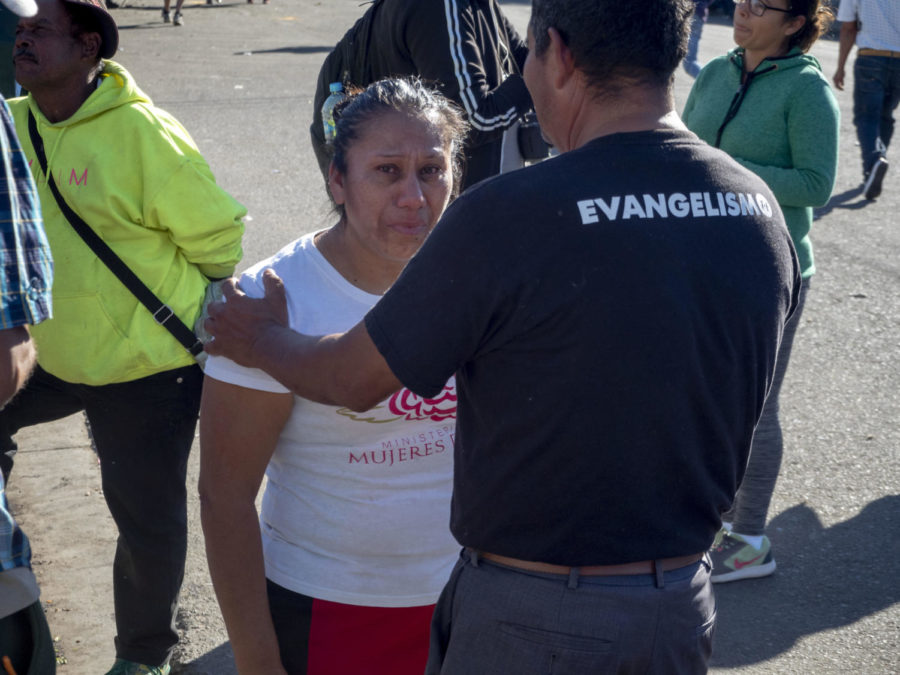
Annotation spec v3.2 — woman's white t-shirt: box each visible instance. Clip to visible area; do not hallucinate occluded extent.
[205,233,458,607]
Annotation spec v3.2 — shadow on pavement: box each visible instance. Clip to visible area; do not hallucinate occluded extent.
[175,641,237,675]
[173,497,900,672]
[815,185,869,218]
[234,45,334,55]
[711,495,900,667]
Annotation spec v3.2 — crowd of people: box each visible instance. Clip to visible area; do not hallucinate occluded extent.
[0,0,895,673]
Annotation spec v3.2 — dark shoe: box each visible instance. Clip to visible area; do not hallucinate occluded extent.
[161,8,170,22]
[863,157,888,200]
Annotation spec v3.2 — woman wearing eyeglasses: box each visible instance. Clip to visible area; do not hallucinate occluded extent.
[683,0,838,583]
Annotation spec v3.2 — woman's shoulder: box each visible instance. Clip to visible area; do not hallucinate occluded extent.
[692,51,739,88]
[775,51,828,82]
[711,51,738,68]
[239,233,320,298]
[780,54,838,104]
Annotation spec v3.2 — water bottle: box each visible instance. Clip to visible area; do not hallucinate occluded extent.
[322,82,346,143]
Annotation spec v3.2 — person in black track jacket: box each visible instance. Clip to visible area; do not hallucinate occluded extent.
[311,0,534,191]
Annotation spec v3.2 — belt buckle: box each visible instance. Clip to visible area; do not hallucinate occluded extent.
[153,304,175,325]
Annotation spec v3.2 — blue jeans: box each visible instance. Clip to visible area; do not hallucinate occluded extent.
[853,54,900,175]
[426,549,715,674]
[683,11,706,78]
[0,364,202,666]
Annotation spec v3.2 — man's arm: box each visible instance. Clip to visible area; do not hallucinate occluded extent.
[501,7,529,73]
[833,20,858,91]
[148,157,245,280]
[143,112,246,279]
[404,0,532,134]
[203,270,402,411]
[0,327,36,407]
[0,100,51,407]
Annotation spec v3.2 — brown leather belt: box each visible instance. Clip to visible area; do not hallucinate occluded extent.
[475,550,704,577]
[858,49,900,58]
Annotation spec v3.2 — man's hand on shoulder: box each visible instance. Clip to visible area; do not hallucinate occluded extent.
[203,269,289,368]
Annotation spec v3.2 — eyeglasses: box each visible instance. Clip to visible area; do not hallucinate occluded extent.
[732,0,793,17]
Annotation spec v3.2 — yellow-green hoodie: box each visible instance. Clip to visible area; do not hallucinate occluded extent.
[9,61,245,385]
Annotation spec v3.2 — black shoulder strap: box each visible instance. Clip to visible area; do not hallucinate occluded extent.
[27,110,203,356]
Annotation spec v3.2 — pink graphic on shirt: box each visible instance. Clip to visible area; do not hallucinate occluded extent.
[336,379,456,424]
[387,384,457,422]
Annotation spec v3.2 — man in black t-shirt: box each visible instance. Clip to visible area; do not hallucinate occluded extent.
[205,0,800,671]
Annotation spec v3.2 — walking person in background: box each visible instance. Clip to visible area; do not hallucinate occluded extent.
[683,0,839,583]
[833,0,899,200]
[161,0,183,25]
[1,0,245,672]
[311,0,534,191]
[684,0,713,77]
[200,78,466,675]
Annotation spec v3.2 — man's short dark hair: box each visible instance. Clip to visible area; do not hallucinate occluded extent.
[530,0,692,93]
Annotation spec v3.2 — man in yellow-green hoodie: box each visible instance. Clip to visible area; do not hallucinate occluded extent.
[1,0,245,672]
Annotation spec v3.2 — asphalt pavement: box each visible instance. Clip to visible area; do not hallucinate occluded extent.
[5,1,899,673]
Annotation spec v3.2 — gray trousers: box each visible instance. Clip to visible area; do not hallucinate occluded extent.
[426,548,715,675]
[724,280,809,535]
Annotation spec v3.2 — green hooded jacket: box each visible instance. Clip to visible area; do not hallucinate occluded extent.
[683,47,839,279]
[9,60,245,384]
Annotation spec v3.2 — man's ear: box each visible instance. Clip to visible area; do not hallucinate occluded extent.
[546,27,575,90]
[80,31,102,60]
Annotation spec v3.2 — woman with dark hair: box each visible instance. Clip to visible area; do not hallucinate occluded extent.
[683,0,839,583]
[199,78,467,675]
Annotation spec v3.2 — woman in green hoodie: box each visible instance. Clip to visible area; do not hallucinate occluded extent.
[683,0,838,583]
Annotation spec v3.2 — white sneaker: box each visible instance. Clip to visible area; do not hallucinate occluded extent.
[173,10,184,25]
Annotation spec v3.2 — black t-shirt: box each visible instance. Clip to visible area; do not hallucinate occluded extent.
[366,129,800,565]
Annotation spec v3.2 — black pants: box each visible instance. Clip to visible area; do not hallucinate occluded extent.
[0,364,203,666]
[266,578,313,674]
[461,139,503,192]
